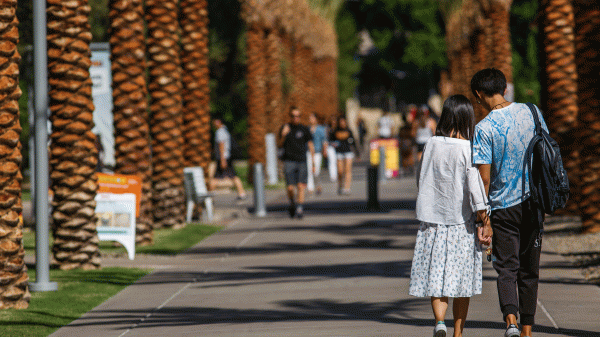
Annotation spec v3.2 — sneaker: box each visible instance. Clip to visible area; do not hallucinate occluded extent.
[433,321,446,337]
[295,206,303,219]
[342,189,351,195]
[236,194,247,201]
[505,324,520,337]
[288,204,296,218]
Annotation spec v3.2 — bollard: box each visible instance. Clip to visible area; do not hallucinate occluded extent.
[253,163,267,217]
[265,133,278,185]
[378,145,386,181]
[367,166,380,210]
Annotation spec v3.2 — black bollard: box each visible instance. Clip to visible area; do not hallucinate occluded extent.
[367,166,380,211]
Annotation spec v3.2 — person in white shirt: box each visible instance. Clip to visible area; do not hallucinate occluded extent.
[409,95,492,337]
[209,119,246,200]
[377,111,394,139]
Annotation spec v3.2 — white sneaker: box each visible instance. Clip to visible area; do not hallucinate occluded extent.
[434,321,447,337]
[505,324,520,337]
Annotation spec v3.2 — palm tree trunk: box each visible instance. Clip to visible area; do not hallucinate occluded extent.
[573,0,600,233]
[146,0,185,228]
[181,0,211,172]
[490,0,514,98]
[48,0,100,270]
[265,28,283,134]
[109,0,154,246]
[0,0,30,309]
[246,24,267,173]
[540,0,579,215]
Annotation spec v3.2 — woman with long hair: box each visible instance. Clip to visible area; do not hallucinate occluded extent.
[332,116,358,195]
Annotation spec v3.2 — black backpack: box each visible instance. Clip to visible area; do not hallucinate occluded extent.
[522,103,569,214]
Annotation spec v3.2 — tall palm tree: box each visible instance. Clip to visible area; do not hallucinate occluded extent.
[180,0,212,172]
[490,0,513,97]
[573,0,600,233]
[265,27,284,135]
[47,0,100,270]
[0,0,30,309]
[540,0,579,215]
[145,0,185,228]
[246,22,268,172]
[109,0,153,245]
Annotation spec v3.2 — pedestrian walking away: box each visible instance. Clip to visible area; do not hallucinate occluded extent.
[471,68,548,337]
[279,107,315,219]
[209,118,247,201]
[409,94,492,337]
[326,117,338,182]
[412,106,437,162]
[331,116,358,195]
[307,112,328,195]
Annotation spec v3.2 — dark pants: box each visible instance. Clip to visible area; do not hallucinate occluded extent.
[491,198,544,326]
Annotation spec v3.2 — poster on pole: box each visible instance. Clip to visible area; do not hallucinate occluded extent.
[97,172,142,217]
[90,43,115,169]
[369,138,400,178]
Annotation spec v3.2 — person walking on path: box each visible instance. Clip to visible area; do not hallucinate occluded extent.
[378,110,394,139]
[409,95,492,337]
[331,116,358,195]
[307,112,328,195]
[279,107,315,218]
[471,68,547,337]
[209,119,247,200]
[412,106,437,162]
[326,117,338,182]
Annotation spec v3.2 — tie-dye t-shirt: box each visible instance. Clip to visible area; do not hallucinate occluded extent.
[472,102,549,211]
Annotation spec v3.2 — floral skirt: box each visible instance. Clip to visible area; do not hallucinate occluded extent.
[409,222,483,298]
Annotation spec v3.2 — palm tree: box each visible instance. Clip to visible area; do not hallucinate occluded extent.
[246,22,268,172]
[540,0,579,215]
[47,0,100,270]
[180,0,212,172]
[109,0,153,245]
[265,27,284,134]
[145,0,185,228]
[489,0,513,97]
[573,0,600,233]
[0,0,30,309]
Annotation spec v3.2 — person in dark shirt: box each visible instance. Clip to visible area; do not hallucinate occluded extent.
[332,116,358,195]
[279,107,315,218]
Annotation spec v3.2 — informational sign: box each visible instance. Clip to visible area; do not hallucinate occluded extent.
[90,43,115,169]
[369,138,400,178]
[97,173,142,217]
[95,193,136,260]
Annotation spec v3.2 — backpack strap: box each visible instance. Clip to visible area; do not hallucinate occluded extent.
[522,103,541,202]
[526,102,542,135]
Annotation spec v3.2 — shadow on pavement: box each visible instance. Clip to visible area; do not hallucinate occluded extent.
[131,260,414,288]
[183,219,419,257]
[248,199,416,215]
[65,300,600,336]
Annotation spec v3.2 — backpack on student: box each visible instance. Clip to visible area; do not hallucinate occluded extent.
[522,103,569,214]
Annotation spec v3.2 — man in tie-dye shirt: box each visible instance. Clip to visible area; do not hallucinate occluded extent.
[471,68,546,337]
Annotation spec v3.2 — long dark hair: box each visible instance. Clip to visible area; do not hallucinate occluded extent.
[436,94,475,141]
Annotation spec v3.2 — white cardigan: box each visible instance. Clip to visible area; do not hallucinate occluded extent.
[416,136,489,225]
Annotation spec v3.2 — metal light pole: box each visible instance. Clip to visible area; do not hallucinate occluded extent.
[29,0,57,292]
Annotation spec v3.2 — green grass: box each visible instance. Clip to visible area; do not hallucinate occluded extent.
[24,223,222,257]
[0,267,150,337]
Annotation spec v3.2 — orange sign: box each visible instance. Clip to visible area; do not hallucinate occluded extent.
[97,173,142,217]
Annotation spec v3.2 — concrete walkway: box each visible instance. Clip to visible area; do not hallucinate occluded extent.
[49,165,600,336]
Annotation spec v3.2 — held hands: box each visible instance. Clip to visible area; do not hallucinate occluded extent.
[477,210,493,246]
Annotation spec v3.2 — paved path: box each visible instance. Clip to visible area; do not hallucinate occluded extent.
[50,165,600,336]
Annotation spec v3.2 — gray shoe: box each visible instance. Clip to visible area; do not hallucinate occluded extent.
[505,324,520,337]
[434,321,446,337]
